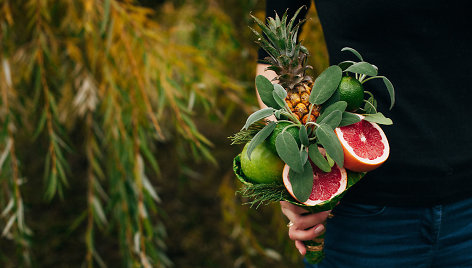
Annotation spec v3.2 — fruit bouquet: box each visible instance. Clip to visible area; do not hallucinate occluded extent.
[231,7,395,264]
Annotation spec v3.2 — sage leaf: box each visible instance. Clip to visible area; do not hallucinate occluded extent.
[243,108,275,130]
[345,62,378,76]
[300,150,308,165]
[255,75,280,109]
[339,112,361,127]
[289,160,314,202]
[299,125,309,147]
[308,145,331,172]
[246,122,276,160]
[326,152,335,167]
[364,96,377,114]
[338,61,355,71]
[315,123,344,167]
[341,47,364,61]
[309,65,342,105]
[275,132,303,173]
[319,110,342,129]
[382,76,395,110]
[272,84,287,108]
[363,112,393,125]
[317,101,347,123]
[275,110,282,119]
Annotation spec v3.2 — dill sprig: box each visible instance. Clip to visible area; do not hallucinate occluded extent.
[238,182,293,208]
[229,120,266,145]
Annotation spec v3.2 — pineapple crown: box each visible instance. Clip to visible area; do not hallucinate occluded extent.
[250,6,313,91]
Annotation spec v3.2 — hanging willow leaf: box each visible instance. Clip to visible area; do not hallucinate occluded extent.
[315,123,344,167]
[309,65,342,105]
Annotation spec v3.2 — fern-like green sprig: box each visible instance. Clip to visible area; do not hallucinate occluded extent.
[229,120,266,145]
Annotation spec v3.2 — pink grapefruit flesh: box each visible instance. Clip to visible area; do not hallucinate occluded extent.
[283,161,347,206]
[335,118,390,172]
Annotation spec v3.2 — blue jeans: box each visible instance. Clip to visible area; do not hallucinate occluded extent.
[304,197,472,268]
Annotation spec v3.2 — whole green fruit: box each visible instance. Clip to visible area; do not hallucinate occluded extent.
[240,141,284,184]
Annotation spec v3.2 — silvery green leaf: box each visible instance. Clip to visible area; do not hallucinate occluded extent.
[319,110,343,129]
[341,47,364,61]
[299,125,309,146]
[364,96,377,114]
[242,108,275,130]
[289,160,314,202]
[382,76,395,110]
[338,61,355,71]
[246,122,276,159]
[339,112,361,127]
[309,65,342,105]
[363,112,393,125]
[317,101,347,123]
[255,75,280,109]
[345,62,378,76]
[275,110,282,119]
[272,84,287,108]
[308,145,331,172]
[275,132,303,173]
[300,150,308,165]
[315,123,344,167]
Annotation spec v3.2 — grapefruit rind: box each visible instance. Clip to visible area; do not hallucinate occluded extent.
[335,118,390,172]
[282,164,348,206]
[233,155,364,213]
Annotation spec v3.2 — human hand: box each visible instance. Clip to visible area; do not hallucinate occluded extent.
[280,201,331,255]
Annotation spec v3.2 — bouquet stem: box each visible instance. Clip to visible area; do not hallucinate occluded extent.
[304,230,325,264]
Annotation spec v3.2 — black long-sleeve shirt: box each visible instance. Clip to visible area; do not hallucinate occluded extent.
[260,0,472,206]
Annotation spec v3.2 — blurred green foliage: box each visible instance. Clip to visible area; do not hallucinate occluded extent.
[0,0,328,267]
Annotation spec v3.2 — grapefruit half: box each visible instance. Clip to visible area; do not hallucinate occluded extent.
[282,161,347,206]
[335,117,389,172]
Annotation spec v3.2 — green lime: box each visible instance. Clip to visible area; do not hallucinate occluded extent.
[267,122,300,153]
[337,76,364,112]
[240,141,284,184]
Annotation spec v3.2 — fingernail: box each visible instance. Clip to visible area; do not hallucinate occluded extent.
[298,249,303,255]
[314,224,325,235]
